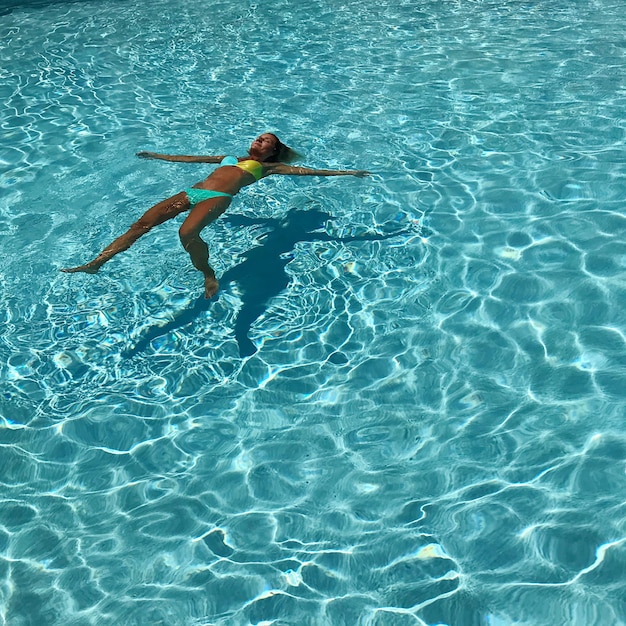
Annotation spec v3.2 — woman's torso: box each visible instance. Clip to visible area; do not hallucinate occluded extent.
[191,159,264,195]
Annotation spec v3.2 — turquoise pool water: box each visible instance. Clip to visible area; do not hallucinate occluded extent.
[1,0,626,624]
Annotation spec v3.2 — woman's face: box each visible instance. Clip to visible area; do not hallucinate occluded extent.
[249,134,278,160]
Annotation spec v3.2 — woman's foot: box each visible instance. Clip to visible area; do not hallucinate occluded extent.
[60,262,101,274]
[204,275,219,299]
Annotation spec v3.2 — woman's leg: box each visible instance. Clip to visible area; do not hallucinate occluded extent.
[61,192,190,273]
[178,196,231,298]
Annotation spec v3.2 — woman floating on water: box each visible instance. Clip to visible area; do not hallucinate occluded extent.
[61,133,369,298]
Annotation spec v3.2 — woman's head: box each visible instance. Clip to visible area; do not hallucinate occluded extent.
[249,133,299,163]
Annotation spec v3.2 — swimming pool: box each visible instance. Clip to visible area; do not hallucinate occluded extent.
[1,0,625,623]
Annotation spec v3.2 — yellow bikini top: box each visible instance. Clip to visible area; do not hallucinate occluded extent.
[220,156,263,181]
[236,159,264,181]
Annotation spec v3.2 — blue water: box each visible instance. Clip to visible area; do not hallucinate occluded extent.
[1,0,626,624]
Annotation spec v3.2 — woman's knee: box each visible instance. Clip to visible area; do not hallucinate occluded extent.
[133,209,173,232]
[179,200,228,245]
[130,219,153,234]
[178,224,201,248]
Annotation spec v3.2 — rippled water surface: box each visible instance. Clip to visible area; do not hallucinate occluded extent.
[1,0,626,624]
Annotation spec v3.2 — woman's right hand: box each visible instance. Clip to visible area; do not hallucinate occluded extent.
[136,151,159,159]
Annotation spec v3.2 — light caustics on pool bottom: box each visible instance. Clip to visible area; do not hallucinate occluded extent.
[1,0,626,624]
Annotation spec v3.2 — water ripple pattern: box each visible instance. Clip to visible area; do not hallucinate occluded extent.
[1,0,625,624]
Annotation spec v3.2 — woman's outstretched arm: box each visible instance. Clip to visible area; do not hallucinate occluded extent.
[136,152,226,163]
[265,163,370,178]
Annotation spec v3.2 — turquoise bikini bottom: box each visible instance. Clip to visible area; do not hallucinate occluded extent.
[185,188,233,208]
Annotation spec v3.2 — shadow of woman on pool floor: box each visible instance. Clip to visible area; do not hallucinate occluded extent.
[125,207,414,358]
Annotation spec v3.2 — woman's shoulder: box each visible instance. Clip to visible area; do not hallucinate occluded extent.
[262,162,288,174]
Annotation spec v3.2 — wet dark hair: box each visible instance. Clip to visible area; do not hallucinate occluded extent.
[265,133,300,163]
